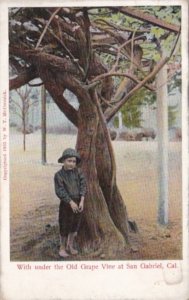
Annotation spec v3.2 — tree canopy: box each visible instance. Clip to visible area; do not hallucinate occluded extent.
[9,6,181,123]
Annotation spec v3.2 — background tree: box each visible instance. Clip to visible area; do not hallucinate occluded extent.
[113,88,156,129]
[10,86,39,151]
[9,6,181,257]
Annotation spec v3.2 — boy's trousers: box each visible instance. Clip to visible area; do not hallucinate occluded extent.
[59,198,82,236]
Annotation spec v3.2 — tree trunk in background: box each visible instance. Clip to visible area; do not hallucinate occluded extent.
[118,111,123,130]
[41,84,47,165]
[156,63,169,225]
[23,110,26,152]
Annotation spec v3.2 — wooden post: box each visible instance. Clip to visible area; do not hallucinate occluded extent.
[22,110,26,152]
[118,111,123,130]
[156,63,168,225]
[41,85,46,164]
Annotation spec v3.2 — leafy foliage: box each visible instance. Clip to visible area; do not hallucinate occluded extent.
[113,88,156,128]
[168,104,179,128]
[9,6,181,128]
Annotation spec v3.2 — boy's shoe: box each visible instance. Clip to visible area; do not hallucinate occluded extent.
[59,248,69,258]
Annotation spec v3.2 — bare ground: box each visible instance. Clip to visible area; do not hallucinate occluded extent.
[10,129,182,261]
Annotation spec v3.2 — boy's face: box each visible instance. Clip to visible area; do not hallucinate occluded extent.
[63,157,77,170]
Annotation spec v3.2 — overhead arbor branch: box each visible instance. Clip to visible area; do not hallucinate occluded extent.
[92,22,146,76]
[40,21,85,76]
[91,72,155,92]
[93,18,151,33]
[45,8,77,39]
[112,7,181,33]
[9,67,38,90]
[45,8,90,74]
[104,30,180,121]
[35,7,61,49]
[9,46,81,76]
[103,25,181,121]
[104,56,169,122]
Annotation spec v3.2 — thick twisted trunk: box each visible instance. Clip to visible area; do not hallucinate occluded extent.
[75,93,125,255]
[95,116,130,242]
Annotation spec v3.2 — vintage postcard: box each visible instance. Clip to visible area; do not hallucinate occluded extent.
[0,0,188,299]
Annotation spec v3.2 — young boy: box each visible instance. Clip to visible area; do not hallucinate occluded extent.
[54,148,87,258]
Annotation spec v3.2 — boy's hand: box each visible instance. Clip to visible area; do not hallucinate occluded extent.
[70,200,79,213]
[78,196,85,212]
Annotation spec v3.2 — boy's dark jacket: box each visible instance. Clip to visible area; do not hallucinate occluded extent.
[54,167,87,203]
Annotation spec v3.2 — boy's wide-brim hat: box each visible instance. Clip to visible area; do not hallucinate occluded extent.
[58,148,81,164]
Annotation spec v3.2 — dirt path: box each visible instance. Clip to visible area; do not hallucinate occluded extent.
[10,130,182,261]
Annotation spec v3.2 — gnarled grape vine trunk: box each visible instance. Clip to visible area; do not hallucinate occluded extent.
[75,90,127,255]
